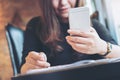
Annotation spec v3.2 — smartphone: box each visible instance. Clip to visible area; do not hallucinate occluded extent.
[69,7,90,32]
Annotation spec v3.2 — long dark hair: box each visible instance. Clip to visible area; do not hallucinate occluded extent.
[37,0,80,54]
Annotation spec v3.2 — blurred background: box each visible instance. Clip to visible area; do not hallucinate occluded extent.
[0,0,120,80]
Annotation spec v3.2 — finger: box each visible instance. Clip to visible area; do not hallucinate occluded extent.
[66,39,85,48]
[39,52,47,61]
[26,56,50,68]
[66,36,89,44]
[67,39,87,52]
[37,61,50,68]
[21,63,44,74]
[26,57,41,67]
[25,63,43,71]
[67,29,93,38]
[73,43,88,53]
[66,37,75,46]
[66,38,85,48]
[28,51,45,61]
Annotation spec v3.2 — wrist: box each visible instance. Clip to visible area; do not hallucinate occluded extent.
[102,42,112,56]
[98,41,112,56]
[98,40,107,55]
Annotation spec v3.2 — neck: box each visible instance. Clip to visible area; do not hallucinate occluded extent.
[62,18,68,23]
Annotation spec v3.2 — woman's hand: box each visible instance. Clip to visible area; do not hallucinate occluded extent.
[21,51,50,74]
[66,27,107,55]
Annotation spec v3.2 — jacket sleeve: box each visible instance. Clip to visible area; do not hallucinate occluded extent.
[20,17,42,70]
[92,19,117,44]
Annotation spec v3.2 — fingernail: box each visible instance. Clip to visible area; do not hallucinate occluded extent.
[65,36,68,39]
[66,36,70,40]
[67,29,71,33]
[46,63,50,67]
[40,52,47,61]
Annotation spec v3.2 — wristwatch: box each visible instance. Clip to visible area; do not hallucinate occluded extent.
[102,42,112,56]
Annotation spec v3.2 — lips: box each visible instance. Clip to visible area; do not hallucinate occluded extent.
[59,8,69,13]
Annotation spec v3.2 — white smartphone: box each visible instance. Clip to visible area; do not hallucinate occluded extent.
[69,7,90,32]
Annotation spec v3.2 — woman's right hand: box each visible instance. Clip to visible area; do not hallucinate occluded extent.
[21,51,50,74]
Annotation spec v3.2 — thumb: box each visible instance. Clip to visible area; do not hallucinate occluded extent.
[39,52,47,61]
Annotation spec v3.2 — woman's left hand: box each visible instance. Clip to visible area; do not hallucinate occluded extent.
[66,27,107,55]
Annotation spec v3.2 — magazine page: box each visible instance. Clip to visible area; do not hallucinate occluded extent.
[16,58,120,77]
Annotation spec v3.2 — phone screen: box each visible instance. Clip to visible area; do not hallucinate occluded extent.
[69,7,90,32]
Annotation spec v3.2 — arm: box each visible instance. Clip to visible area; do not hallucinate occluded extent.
[20,17,50,74]
[101,44,120,58]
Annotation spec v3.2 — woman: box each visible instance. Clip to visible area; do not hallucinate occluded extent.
[20,0,120,74]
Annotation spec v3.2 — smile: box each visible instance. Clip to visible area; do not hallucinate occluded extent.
[59,8,69,13]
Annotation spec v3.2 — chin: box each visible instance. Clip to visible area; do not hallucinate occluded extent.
[60,13,69,19]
